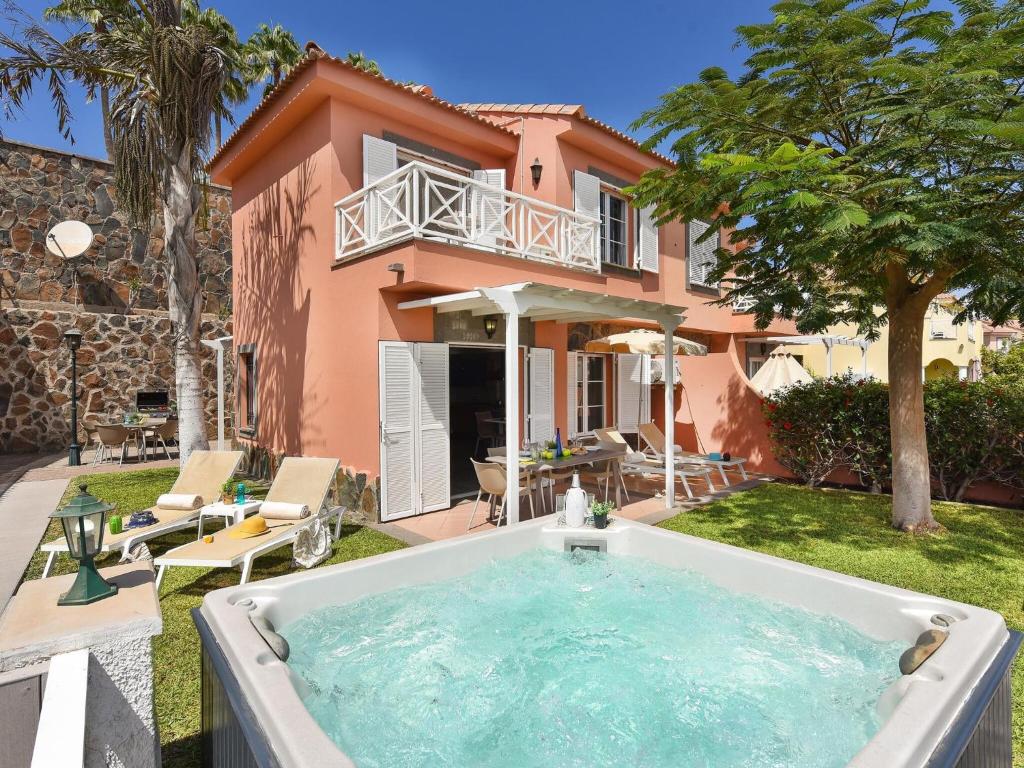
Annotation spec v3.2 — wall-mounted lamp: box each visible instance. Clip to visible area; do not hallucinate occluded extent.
[483,316,498,339]
[530,158,543,188]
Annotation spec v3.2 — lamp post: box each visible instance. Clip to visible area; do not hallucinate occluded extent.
[64,328,83,466]
[49,484,118,605]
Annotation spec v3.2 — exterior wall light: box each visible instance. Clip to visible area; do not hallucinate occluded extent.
[50,484,119,605]
[530,158,543,188]
[484,316,498,339]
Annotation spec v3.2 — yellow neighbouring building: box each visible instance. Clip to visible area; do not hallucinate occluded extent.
[749,296,985,383]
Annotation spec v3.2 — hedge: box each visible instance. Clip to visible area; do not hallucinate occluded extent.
[762,374,1024,502]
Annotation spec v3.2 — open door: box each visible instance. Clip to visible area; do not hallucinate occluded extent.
[379,341,450,521]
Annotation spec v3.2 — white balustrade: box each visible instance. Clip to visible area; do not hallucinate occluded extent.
[335,161,601,272]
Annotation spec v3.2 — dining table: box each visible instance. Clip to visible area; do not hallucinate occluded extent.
[486,445,628,518]
[121,418,166,462]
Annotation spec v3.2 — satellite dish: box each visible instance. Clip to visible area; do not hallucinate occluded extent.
[46,220,94,259]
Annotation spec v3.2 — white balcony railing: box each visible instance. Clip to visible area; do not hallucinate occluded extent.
[335,161,601,272]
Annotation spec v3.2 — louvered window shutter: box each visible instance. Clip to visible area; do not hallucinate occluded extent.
[471,169,506,249]
[688,219,719,288]
[574,171,601,220]
[635,205,659,273]
[527,348,555,445]
[567,351,580,438]
[362,134,397,187]
[616,353,647,434]
[378,342,416,521]
[416,343,450,513]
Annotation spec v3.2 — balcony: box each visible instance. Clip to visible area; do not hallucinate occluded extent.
[335,161,601,272]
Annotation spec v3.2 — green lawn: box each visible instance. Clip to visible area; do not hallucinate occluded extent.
[657,483,1024,767]
[23,474,1024,766]
[23,468,407,768]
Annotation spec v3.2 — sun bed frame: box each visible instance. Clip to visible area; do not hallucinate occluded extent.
[620,458,717,500]
[638,423,748,486]
[153,457,345,588]
[39,449,243,577]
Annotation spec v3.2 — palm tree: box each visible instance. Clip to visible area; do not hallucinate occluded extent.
[345,50,380,75]
[182,1,246,148]
[0,0,228,466]
[244,22,300,98]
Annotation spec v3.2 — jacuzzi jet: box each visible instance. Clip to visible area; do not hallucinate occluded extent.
[931,613,957,628]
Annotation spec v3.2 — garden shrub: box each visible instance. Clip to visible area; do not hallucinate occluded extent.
[763,374,1024,500]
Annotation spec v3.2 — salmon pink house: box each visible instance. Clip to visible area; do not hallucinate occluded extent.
[209,44,795,523]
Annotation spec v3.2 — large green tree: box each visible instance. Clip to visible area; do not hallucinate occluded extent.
[632,0,1024,530]
[0,0,228,466]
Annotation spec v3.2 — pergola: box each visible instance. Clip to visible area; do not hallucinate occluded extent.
[398,282,687,523]
[200,335,233,451]
[754,334,872,377]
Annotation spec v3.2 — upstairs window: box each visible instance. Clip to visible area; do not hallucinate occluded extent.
[688,219,720,289]
[600,190,628,267]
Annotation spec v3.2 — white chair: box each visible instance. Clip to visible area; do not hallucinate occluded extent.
[467,458,534,530]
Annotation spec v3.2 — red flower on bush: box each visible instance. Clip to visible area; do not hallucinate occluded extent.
[767,402,778,412]
[764,419,774,427]
[783,421,793,430]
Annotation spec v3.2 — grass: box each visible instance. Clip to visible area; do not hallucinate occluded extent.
[657,483,1024,767]
[23,468,407,768]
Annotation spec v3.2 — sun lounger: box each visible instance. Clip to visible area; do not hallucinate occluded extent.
[40,449,243,577]
[620,456,717,500]
[153,457,344,588]
[638,423,748,486]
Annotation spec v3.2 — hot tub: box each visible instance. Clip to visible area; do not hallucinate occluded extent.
[195,518,1020,768]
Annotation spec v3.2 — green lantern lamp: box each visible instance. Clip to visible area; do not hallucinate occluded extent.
[50,484,119,605]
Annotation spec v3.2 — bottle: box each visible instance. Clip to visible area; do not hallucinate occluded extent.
[236,482,246,505]
[565,472,587,528]
[555,427,564,457]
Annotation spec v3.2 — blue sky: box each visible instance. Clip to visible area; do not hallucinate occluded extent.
[1,0,779,160]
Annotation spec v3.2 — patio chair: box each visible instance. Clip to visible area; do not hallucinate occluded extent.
[487,446,551,513]
[40,449,243,576]
[474,411,500,457]
[145,419,177,460]
[467,458,534,530]
[638,422,748,486]
[154,457,344,587]
[92,424,130,466]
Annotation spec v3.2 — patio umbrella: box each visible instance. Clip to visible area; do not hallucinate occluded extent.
[587,329,708,356]
[749,352,813,395]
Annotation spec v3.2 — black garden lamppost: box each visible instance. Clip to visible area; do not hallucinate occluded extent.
[64,328,82,466]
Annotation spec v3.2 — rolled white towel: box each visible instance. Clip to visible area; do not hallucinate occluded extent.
[260,502,310,520]
[156,493,203,510]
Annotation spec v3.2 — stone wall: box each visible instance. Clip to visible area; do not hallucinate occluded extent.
[0,304,231,452]
[0,139,234,453]
[0,140,231,315]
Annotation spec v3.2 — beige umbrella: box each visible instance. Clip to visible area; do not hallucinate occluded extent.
[586,328,708,356]
[749,352,813,395]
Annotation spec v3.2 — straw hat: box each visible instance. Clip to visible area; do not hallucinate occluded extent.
[228,516,271,539]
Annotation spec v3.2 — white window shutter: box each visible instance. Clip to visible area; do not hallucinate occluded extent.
[616,353,646,434]
[527,348,555,445]
[363,134,397,187]
[416,343,450,513]
[567,351,580,438]
[378,342,416,521]
[574,171,601,220]
[471,169,506,249]
[636,205,659,273]
[640,354,652,426]
[688,219,719,288]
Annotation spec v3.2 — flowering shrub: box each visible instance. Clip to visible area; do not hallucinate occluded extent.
[763,375,1024,500]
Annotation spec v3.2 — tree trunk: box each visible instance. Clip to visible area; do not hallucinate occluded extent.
[215,115,222,150]
[162,142,209,467]
[887,299,938,531]
[100,86,113,159]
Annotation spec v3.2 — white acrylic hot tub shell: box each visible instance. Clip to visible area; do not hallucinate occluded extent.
[198,518,1011,768]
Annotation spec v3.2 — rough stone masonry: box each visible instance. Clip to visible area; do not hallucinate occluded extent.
[0,139,233,453]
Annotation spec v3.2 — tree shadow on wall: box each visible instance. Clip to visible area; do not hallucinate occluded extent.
[236,159,323,456]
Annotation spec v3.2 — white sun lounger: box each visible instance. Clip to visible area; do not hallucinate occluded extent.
[153,456,344,588]
[638,423,748,486]
[620,457,717,500]
[39,449,243,577]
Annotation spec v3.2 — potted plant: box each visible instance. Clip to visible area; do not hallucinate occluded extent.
[221,480,234,505]
[591,501,614,530]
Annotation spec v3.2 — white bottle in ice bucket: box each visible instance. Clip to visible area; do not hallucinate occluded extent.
[564,472,587,528]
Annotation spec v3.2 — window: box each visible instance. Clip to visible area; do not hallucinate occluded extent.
[747,356,767,379]
[575,354,607,435]
[688,219,719,289]
[237,344,257,436]
[599,190,628,267]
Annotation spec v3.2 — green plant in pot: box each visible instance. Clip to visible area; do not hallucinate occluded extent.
[591,501,614,530]
[221,480,234,505]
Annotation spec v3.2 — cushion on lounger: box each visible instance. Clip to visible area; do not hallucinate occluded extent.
[260,502,311,520]
[156,493,204,510]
